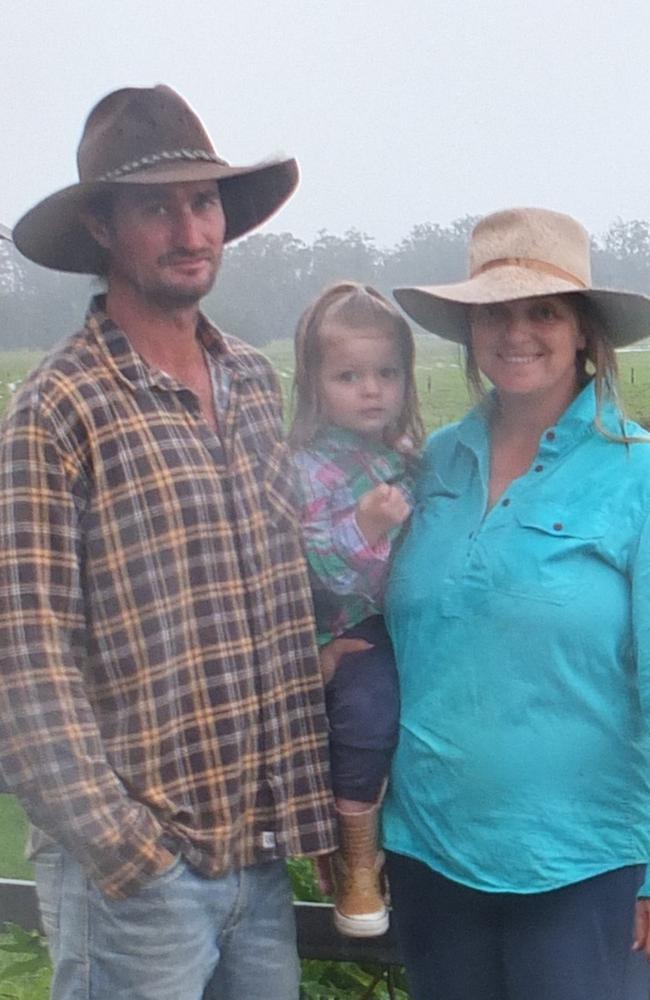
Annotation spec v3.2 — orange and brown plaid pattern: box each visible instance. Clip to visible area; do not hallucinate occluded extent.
[0,297,336,898]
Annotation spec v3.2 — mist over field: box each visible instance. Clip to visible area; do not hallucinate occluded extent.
[5,217,650,353]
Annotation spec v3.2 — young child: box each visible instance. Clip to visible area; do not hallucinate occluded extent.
[289,282,424,937]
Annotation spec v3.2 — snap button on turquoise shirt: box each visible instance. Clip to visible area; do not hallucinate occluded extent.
[383,382,650,895]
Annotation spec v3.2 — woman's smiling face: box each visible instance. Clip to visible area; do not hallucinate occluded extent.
[469,295,586,407]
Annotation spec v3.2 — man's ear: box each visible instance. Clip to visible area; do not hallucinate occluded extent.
[80,210,112,251]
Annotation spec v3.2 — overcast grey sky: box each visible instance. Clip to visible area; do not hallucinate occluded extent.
[2,0,650,247]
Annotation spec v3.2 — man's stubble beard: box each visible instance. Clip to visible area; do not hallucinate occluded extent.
[113,247,223,311]
[144,252,222,310]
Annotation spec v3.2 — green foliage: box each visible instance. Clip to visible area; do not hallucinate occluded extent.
[299,959,409,999]
[0,798,32,880]
[0,925,51,999]
[288,856,328,903]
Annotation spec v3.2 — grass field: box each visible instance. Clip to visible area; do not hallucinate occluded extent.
[1,339,650,880]
[263,338,650,431]
[0,351,43,418]
[3,341,650,430]
[0,795,31,879]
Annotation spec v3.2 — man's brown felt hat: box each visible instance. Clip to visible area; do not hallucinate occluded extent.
[13,84,299,273]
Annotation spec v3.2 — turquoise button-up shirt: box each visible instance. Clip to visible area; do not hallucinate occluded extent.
[383,382,650,894]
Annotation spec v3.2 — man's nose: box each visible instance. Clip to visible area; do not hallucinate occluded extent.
[172,207,204,248]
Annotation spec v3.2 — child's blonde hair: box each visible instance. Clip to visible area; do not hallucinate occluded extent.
[289,281,424,449]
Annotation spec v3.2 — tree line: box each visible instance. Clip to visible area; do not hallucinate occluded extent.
[2,216,650,350]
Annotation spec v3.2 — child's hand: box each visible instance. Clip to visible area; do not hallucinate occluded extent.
[356,483,411,548]
[392,434,417,456]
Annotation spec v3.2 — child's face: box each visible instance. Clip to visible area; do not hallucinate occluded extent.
[317,323,406,441]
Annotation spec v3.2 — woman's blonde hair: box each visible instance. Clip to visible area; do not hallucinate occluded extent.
[465,293,644,443]
[289,281,424,449]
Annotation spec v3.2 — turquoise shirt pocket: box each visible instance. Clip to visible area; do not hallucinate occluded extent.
[484,502,608,607]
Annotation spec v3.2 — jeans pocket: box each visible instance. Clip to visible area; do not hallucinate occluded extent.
[141,852,185,890]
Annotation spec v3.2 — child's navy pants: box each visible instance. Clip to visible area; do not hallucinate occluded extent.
[325,615,399,802]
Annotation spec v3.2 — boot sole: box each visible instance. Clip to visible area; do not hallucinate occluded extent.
[333,908,389,938]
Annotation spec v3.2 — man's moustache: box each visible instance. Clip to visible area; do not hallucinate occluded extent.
[159,251,215,265]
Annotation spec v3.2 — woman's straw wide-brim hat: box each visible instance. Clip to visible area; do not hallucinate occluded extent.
[393,207,650,348]
[0,224,11,241]
[13,84,299,274]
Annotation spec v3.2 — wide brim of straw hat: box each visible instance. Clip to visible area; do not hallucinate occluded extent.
[394,267,650,349]
[0,223,12,241]
[13,157,298,273]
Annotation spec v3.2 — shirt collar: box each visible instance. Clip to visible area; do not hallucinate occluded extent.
[457,380,622,459]
[312,424,400,459]
[85,294,251,392]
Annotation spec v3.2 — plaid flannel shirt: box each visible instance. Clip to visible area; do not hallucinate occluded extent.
[293,426,416,644]
[0,297,336,898]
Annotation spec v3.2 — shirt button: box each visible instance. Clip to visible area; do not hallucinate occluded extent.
[545,431,556,442]
[534,464,544,473]
[553,522,563,531]
[502,498,511,507]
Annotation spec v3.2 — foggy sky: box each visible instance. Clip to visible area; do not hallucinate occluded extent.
[3,0,650,248]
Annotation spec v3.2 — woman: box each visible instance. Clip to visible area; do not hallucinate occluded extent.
[383,207,650,1000]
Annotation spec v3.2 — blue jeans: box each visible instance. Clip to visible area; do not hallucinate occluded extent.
[34,845,301,1000]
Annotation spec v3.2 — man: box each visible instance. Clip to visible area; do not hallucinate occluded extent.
[0,85,336,1000]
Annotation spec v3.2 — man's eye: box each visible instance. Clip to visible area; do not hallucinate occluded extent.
[379,367,401,379]
[196,192,221,210]
[142,202,168,217]
[194,191,221,212]
[337,371,358,383]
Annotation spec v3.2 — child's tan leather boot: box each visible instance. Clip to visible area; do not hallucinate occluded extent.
[332,803,389,937]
